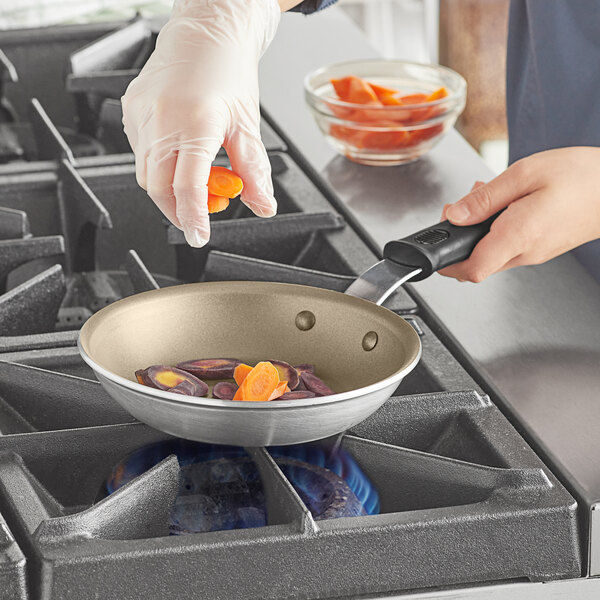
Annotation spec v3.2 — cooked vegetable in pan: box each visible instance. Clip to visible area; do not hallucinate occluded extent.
[135,359,334,401]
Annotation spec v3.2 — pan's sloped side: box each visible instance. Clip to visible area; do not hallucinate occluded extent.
[95,372,400,447]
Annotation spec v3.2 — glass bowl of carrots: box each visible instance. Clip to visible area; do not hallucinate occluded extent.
[304,59,466,166]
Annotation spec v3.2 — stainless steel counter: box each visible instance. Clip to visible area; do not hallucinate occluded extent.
[259,5,600,533]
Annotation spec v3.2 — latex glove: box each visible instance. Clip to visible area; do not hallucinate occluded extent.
[121,0,281,247]
[439,147,600,282]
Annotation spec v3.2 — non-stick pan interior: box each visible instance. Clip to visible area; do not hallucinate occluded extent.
[79,281,420,397]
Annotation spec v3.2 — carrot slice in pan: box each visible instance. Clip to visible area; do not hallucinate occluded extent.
[207,193,229,214]
[268,381,290,401]
[233,361,280,402]
[208,166,244,198]
[233,363,253,386]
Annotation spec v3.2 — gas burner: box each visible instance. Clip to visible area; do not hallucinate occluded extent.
[106,440,379,534]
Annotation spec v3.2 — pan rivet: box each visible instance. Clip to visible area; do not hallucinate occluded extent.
[295,311,316,331]
[362,331,378,351]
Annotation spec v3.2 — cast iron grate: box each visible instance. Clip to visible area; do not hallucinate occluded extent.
[0,139,416,351]
[0,390,581,600]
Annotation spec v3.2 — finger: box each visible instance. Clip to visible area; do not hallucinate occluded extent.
[134,150,148,191]
[446,159,539,226]
[440,203,451,221]
[438,207,529,282]
[121,96,139,153]
[440,181,484,222]
[173,140,222,247]
[226,123,277,218]
[145,148,181,228]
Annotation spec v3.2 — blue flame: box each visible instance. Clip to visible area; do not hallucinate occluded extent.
[270,445,380,516]
[106,440,379,534]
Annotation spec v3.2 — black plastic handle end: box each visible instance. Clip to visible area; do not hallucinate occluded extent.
[383,212,500,281]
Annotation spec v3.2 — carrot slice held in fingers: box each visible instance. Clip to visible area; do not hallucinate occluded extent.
[233,361,280,402]
[233,363,253,386]
[207,166,244,198]
[207,193,229,214]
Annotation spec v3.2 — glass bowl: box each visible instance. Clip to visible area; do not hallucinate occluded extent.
[304,59,466,166]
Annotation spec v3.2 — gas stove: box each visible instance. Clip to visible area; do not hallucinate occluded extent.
[0,17,592,600]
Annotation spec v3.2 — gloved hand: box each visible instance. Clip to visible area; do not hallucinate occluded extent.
[121,0,281,247]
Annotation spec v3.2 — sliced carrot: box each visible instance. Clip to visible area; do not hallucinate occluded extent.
[426,87,448,102]
[233,361,279,402]
[376,92,403,106]
[347,76,381,105]
[233,363,253,387]
[359,130,411,150]
[331,77,353,100]
[398,93,428,104]
[330,123,410,150]
[208,166,244,198]
[395,94,432,123]
[268,381,290,401]
[155,370,186,388]
[406,123,445,146]
[207,193,229,214]
[368,82,400,100]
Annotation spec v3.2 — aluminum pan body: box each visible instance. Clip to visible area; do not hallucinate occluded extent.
[78,281,421,446]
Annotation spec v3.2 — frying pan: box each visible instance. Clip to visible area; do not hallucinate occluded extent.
[79,214,497,446]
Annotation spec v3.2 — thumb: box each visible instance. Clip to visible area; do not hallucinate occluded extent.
[446,161,534,225]
[226,126,277,218]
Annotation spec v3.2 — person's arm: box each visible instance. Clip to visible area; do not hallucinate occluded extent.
[438,146,600,282]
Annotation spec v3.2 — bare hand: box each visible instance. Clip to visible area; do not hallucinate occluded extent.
[439,147,600,282]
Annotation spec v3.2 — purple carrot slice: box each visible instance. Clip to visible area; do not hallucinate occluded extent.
[135,369,149,385]
[176,358,241,379]
[295,377,307,391]
[300,372,335,397]
[266,359,299,390]
[212,381,238,400]
[136,365,208,396]
[294,364,315,375]
[169,379,207,397]
[273,390,317,401]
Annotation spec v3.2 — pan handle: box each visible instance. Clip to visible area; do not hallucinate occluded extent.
[383,211,501,281]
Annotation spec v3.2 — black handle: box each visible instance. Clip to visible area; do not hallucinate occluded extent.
[383,212,501,281]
